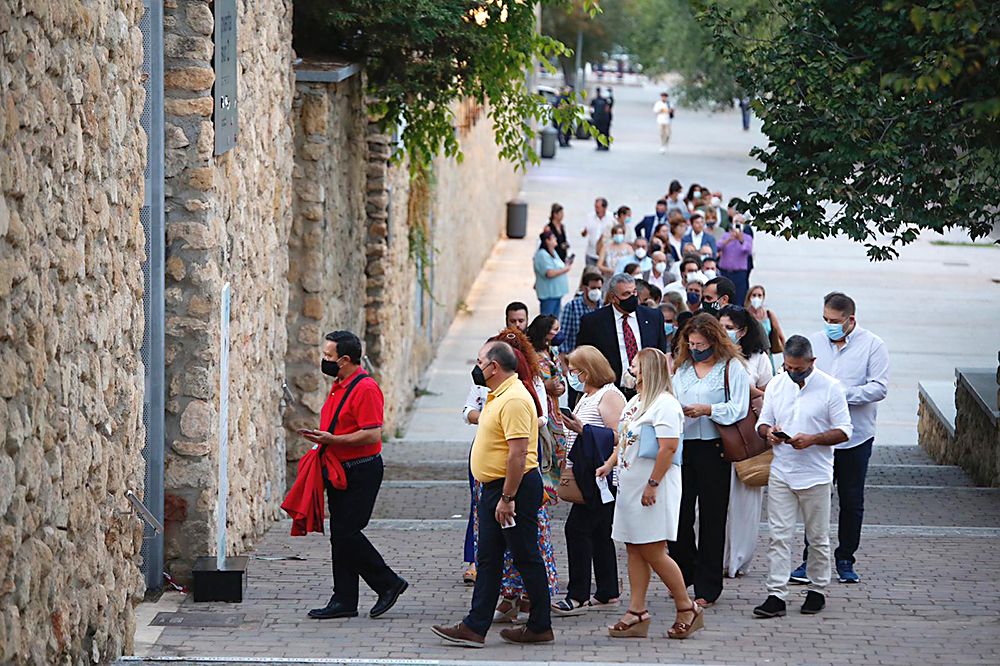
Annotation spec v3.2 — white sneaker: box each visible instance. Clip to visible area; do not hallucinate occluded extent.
[659,147,666,154]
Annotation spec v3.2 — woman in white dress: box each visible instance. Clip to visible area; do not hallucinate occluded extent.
[719,306,774,577]
[597,348,704,640]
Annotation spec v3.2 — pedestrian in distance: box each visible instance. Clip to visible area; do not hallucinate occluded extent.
[681,211,717,259]
[432,340,555,648]
[533,229,572,318]
[554,345,625,616]
[590,87,612,150]
[635,199,669,242]
[299,331,408,621]
[597,224,634,278]
[670,314,751,607]
[753,335,853,618]
[789,292,889,586]
[718,217,753,306]
[745,284,785,372]
[582,197,612,267]
[597,348,705,639]
[653,92,674,154]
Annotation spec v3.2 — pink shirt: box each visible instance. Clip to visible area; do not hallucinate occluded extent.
[718,232,753,271]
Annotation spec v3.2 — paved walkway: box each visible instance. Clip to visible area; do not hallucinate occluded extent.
[128,84,1000,665]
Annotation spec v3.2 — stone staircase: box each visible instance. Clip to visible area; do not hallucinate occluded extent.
[376,439,1000,530]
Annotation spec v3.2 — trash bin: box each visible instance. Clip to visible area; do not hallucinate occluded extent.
[506,200,528,239]
[540,126,558,158]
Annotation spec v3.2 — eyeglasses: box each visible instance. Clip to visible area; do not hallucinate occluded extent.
[687,342,710,351]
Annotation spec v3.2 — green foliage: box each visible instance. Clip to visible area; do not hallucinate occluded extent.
[702,0,1000,259]
[541,0,631,88]
[294,0,602,170]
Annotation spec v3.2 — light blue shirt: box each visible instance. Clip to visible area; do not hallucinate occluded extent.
[808,325,888,449]
[614,254,653,274]
[672,357,750,440]
[533,249,569,300]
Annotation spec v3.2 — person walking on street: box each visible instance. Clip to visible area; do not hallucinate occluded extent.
[653,92,674,154]
[597,224,634,278]
[598,348,704,639]
[789,292,889,586]
[753,335,853,618]
[670,314,751,607]
[534,229,572,317]
[576,273,669,398]
[591,87,612,150]
[739,96,752,131]
[636,199,669,242]
[717,217,753,306]
[554,346,625,615]
[432,341,555,647]
[305,331,408,620]
[665,180,690,221]
[681,212,717,259]
[582,198,612,267]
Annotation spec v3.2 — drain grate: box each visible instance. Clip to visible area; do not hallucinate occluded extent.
[151,612,245,627]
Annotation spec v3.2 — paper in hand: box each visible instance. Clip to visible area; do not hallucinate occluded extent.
[596,476,614,504]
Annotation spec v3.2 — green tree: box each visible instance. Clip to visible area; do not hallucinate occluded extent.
[294,0,601,169]
[702,0,1000,258]
[541,0,628,89]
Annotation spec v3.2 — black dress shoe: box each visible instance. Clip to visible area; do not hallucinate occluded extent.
[308,596,358,619]
[752,595,787,618]
[370,577,408,618]
[800,590,826,615]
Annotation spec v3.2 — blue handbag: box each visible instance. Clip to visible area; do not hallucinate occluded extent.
[637,424,683,466]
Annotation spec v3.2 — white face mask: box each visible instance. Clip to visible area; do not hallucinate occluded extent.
[634,248,647,260]
[587,288,602,304]
[703,269,717,280]
[711,196,721,207]
[750,296,763,309]
[654,261,667,274]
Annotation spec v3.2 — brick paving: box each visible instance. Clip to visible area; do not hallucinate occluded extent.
[134,520,1000,665]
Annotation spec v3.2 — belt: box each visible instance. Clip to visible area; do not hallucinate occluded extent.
[342,454,380,469]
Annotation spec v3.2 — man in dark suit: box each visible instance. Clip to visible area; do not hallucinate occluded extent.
[681,211,718,259]
[576,273,668,398]
[635,199,669,241]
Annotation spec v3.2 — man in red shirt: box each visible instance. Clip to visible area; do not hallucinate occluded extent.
[302,331,407,620]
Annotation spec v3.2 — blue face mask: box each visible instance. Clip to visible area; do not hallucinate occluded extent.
[727,329,740,343]
[613,234,626,244]
[567,372,585,392]
[550,331,565,347]
[687,291,701,306]
[664,323,675,337]
[691,347,713,363]
[825,321,847,341]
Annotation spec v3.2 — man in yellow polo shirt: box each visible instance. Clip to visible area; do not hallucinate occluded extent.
[432,341,554,648]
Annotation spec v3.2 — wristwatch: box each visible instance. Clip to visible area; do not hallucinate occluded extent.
[501,494,515,503]
[647,479,660,488]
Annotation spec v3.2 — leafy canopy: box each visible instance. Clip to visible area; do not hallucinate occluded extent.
[294,0,602,169]
[702,0,1000,259]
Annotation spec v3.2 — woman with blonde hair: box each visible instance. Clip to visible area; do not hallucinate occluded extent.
[553,345,625,615]
[671,313,750,607]
[597,348,703,639]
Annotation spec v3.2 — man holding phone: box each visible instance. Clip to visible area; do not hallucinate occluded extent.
[752,335,853,619]
[432,341,554,647]
[304,331,407,621]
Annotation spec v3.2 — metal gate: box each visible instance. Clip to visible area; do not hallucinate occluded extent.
[139,0,165,594]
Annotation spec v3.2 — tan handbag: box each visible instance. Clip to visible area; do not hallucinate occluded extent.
[767,311,784,354]
[716,361,770,463]
[557,465,585,504]
[734,448,772,487]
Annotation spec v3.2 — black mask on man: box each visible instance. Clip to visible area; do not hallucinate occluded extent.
[472,364,489,387]
[618,294,639,313]
[321,359,341,377]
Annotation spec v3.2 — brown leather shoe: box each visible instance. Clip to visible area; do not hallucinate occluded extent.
[499,625,555,645]
[430,622,486,648]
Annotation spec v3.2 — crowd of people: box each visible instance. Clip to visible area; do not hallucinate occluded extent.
[428,179,890,648]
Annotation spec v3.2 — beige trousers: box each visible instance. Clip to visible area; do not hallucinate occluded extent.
[765,476,831,600]
[659,123,672,146]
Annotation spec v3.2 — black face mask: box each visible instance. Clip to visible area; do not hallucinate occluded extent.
[321,359,341,377]
[472,364,489,387]
[618,294,639,313]
[691,347,713,363]
[786,366,813,383]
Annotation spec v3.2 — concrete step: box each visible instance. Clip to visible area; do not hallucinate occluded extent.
[372,479,1000,528]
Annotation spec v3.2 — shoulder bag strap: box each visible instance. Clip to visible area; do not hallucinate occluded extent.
[320,373,368,481]
[723,358,731,402]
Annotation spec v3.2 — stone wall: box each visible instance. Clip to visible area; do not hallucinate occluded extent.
[283,70,368,482]
[917,391,953,465]
[161,0,294,580]
[953,378,1000,487]
[0,1,148,662]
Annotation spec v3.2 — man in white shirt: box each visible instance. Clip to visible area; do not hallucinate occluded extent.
[754,336,852,619]
[647,250,671,291]
[653,92,673,153]
[614,237,653,275]
[788,292,889,586]
[582,197,612,266]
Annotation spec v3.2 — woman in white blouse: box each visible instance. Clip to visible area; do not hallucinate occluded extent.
[671,313,750,607]
[597,348,704,640]
[719,306,774,578]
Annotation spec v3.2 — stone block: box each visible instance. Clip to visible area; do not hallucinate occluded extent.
[180,399,214,440]
[164,96,214,117]
[302,295,323,320]
[171,439,212,457]
[165,66,215,92]
[187,3,215,35]
[164,33,213,61]
[188,167,215,191]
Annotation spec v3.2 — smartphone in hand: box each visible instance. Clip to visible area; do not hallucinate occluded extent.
[559,407,575,420]
[772,430,791,440]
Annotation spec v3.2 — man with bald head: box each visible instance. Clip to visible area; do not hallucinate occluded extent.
[432,341,553,647]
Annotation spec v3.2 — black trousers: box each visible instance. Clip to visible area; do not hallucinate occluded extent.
[802,438,874,564]
[564,501,619,604]
[325,455,399,609]
[669,438,731,603]
[465,470,551,636]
